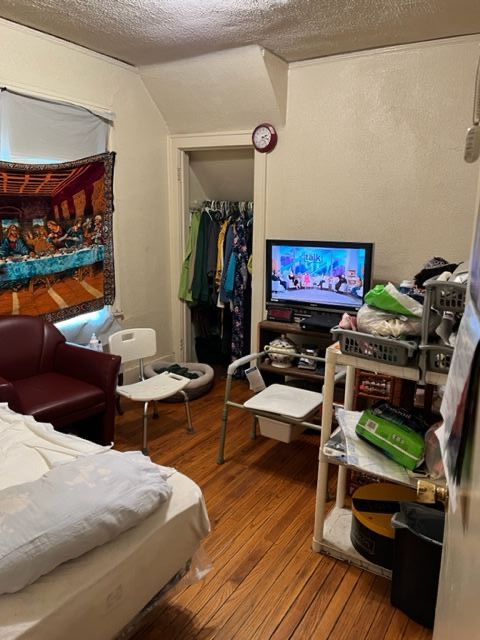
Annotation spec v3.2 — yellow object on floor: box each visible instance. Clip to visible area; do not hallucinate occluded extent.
[351,482,417,568]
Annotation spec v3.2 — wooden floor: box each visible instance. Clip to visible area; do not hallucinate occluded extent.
[114,372,433,640]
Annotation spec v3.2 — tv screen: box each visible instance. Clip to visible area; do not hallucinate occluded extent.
[266,240,374,316]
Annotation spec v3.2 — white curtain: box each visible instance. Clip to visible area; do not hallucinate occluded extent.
[0,89,110,163]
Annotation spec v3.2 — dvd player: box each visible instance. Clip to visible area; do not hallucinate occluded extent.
[299,312,341,331]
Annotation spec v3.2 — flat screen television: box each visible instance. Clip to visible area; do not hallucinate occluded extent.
[266,239,374,319]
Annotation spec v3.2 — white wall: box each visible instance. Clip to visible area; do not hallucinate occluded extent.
[188,149,254,204]
[267,37,480,283]
[0,20,173,355]
[140,46,288,134]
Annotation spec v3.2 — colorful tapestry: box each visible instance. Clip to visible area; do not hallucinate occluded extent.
[0,152,115,322]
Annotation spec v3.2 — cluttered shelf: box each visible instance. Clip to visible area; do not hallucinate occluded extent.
[312,342,447,577]
[259,358,325,383]
[257,319,332,384]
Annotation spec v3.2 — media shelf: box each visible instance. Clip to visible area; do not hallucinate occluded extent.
[260,359,325,383]
[257,320,333,385]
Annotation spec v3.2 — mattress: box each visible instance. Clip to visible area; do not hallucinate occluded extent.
[0,407,210,640]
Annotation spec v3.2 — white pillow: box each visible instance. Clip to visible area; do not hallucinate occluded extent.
[0,450,173,594]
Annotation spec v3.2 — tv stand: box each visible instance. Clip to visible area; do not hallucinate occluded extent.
[257,320,334,385]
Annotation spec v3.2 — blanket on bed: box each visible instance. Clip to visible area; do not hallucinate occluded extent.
[0,405,178,594]
[0,403,111,491]
[0,449,174,595]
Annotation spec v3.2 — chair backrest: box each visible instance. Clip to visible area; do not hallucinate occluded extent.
[108,328,157,364]
[0,315,65,380]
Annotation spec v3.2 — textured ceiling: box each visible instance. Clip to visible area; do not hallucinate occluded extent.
[0,0,479,66]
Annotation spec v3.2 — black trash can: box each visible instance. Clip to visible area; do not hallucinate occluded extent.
[391,502,445,628]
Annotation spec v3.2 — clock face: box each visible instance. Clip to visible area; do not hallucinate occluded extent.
[252,123,277,153]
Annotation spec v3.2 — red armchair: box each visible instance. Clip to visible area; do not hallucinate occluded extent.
[0,315,121,445]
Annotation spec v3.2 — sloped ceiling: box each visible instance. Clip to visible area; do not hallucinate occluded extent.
[140,46,288,132]
[0,0,478,67]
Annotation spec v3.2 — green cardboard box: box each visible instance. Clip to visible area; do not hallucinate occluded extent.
[355,409,425,470]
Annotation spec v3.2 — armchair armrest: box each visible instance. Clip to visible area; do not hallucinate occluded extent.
[0,376,22,411]
[54,343,121,394]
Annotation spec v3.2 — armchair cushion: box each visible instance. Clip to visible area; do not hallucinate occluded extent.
[0,375,19,408]
[14,373,105,426]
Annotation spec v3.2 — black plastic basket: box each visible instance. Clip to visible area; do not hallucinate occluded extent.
[331,328,417,366]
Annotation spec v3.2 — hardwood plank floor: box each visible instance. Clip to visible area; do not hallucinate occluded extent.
[115,372,433,640]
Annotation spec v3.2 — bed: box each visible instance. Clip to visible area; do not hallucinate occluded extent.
[0,405,211,640]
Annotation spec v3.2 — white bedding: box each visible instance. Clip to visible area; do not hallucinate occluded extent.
[0,403,109,491]
[0,407,211,640]
[0,451,174,595]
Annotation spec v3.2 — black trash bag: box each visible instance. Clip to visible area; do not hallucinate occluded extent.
[392,502,445,544]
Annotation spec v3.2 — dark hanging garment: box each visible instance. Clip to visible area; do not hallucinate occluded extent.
[191,213,221,307]
[231,212,250,361]
[191,213,210,305]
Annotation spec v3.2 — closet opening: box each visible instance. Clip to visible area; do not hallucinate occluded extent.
[180,147,255,367]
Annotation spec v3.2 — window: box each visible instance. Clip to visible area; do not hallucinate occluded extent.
[0,89,110,163]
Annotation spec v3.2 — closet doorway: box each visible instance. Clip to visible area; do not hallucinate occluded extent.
[168,132,267,364]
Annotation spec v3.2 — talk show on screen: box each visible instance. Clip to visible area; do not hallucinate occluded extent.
[266,240,374,317]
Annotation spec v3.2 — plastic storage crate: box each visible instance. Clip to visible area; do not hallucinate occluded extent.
[420,344,454,375]
[425,279,467,313]
[331,328,417,366]
[420,278,466,377]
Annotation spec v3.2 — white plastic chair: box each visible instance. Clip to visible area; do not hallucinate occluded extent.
[109,328,194,454]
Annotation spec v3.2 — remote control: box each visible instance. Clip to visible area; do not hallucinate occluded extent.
[245,365,266,393]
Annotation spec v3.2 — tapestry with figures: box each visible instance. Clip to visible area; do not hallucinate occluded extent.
[0,152,115,322]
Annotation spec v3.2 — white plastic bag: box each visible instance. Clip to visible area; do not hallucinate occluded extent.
[357,304,439,338]
[357,305,420,337]
[424,422,446,481]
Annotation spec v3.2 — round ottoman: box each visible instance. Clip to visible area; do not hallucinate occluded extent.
[143,360,214,401]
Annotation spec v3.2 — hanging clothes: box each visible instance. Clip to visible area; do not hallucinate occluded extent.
[215,219,230,288]
[179,200,253,365]
[219,223,235,305]
[231,207,253,361]
[178,210,202,303]
[191,212,220,306]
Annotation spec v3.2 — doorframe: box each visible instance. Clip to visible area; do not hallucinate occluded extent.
[167,131,267,362]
